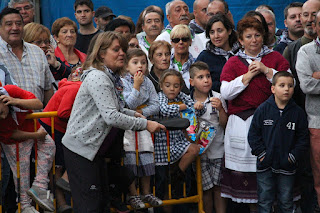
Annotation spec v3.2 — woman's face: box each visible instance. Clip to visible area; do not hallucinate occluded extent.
[114,25,131,40]
[32,32,50,53]
[56,24,77,47]
[100,39,125,71]
[152,46,170,71]
[128,37,140,49]
[171,35,191,55]
[239,28,263,57]
[209,21,231,50]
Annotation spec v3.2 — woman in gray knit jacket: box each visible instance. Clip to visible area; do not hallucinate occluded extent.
[61,32,165,213]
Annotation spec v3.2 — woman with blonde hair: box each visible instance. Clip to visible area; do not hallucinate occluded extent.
[24,23,71,80]
[62,32,165,212]
[169,24,194,93]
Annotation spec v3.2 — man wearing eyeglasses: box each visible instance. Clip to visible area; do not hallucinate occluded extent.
[189,0,210,34]
[8,0,34,25]
[155,0,207,58]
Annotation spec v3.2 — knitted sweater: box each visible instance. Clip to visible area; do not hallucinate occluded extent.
[220,52,290,115]
[296,40,320,129]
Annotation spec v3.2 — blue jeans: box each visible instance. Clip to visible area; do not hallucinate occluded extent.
[257,169,295,213]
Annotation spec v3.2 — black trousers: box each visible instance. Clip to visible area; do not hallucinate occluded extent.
[63,145,108,213]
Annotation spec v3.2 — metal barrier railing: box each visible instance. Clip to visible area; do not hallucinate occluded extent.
[1,111,204,213]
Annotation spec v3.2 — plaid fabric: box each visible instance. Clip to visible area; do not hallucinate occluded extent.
[0,37,54,103]
[236,45,273,61]
[154,91,196,165]
[169,53,195,74]
[138,35,150,51]
[279,29,293,45]
[189,19,205,34]
[206,41,240,58]
[200,156,222,191]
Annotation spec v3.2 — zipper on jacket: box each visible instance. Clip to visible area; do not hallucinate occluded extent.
[279,110,283,117]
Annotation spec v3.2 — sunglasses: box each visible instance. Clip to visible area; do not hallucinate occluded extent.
[171,37,190,43]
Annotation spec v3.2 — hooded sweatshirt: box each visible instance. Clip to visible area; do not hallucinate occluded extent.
[40,78,82,133]
[248,95,309,175]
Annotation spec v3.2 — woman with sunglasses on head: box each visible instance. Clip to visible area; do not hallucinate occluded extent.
[169,24,195,93]
[23,23,72,81]
[196,14,239,93]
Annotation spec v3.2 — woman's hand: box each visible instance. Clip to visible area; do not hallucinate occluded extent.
[146,120,166,133]
[46,45,60,68]
[134,112,146,119]
[194,101,204,110]
[133,71,144,91]
[249,61,268,74]
[210,97,223,111]
[242,64,262,85]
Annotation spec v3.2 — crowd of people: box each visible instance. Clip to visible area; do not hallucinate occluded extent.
[0,0,320,213]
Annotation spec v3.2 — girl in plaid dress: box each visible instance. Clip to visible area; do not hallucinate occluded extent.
[121,49,163,209]
[155,69,202,181]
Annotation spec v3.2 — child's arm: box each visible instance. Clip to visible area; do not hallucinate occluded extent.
[248,109,266,161]
[11,128,47,141]
[210,97,228,128]
[141,80,160,117]
[159,92,181,117]
[0,95,43,110]
[122,76,143,110]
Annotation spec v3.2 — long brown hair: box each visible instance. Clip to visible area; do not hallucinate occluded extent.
[82,32,128,72]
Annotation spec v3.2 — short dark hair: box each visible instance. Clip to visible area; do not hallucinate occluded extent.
[272,71,294,85]
[206,14,238,48]
[189,61,210,79]
[284,2,303,19]
[74,0,93,11]
[0,7,22,25]
[105,18,133,33]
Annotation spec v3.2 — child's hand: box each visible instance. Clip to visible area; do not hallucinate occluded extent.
[134,111,146,119]
[0,95,20,106]
[179,103,187,111]
[194,101,204,110]
[133,71,144,91]
[37,129,47,141]
[210,97,223,111]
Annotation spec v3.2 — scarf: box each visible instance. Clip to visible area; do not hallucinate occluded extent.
[105,66,126,109]
[236,45,273,60]
[206,41,240,58]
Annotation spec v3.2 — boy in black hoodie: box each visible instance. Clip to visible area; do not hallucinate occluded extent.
[248,71,309,213]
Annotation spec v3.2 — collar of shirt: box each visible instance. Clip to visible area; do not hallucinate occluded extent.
[170,52,195,73]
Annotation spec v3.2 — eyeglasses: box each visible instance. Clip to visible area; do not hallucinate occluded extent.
[32,40,50,46]
[15,5,33,11]
[171,37,190,43]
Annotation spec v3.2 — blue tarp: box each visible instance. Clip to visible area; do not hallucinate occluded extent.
[1,0,305,30]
